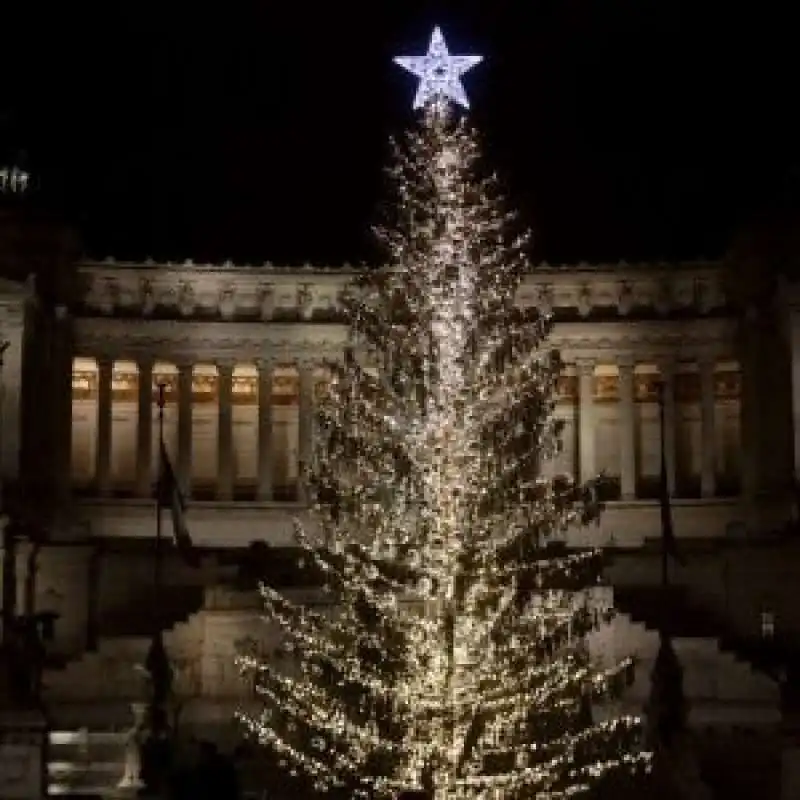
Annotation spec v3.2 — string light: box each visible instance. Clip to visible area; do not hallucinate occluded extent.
[237,105,648,799]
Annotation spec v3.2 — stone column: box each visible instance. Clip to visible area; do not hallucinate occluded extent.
[135,358,153,497]
[782,712,800,800]
[297,360,315,503]
[740,315,761,509]
[0,311,24,483]
[177,363,193,494]
[618,358,636,500]
[699,357,717,498]
[95,358,113,496]
[52,305,75,514]
[257,359,274,501]
[216,362,234,501]
[659,360,677,496]
[790,311,800,479]
[577,360,596,484]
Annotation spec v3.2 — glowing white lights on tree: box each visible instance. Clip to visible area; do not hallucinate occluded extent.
[237,31,648,800]
[394,27,482,111]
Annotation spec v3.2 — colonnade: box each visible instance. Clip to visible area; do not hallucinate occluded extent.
[70,353,743,503]
[73,357,318,501]
[572,357,738,500]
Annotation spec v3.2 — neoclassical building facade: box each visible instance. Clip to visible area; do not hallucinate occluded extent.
[49,256,791,548]
[0,243,797,611]
[3,226,798,795]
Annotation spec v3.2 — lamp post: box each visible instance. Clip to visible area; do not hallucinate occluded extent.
[0,338,22,706]
[0,340,13,648]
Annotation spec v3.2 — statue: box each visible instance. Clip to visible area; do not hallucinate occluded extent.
[138,632,175,795]
[646,631,688,749]
[117,703,147,790]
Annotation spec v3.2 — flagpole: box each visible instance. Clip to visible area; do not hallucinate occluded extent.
[658,380,669,591]
[141,382,174,791]
[155,383,166,627]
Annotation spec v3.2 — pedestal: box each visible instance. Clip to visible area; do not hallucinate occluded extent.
[0,708,47,800]
[782,726,800,799]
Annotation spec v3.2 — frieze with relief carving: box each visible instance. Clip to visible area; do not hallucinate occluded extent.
[152,373,178,402]
[192,374,218,403]
[72,371,97,400]
[634,374,661,403]
[71,366,327,407]
[593,374,619,403]
[555,375,578,402]
[77,259,728,323]
[232,376,257,404]
[111,370,138,403]
[714,369,741,400]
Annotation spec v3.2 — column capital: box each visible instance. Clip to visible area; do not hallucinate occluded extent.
[215,360,235,375]
[96,355,114,371]
[296,356,318,372]
[617,355,635,371]
[255,357,275,371]
[697,353,718,371]
[656,357,677,378]
[575,358,595,375]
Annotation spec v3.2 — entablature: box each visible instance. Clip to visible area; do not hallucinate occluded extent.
[75,258,729,323]
[550,318,736,363]
[73,318,350,365]
[73,316,736,366]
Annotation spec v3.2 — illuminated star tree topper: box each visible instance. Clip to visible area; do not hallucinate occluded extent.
[394,26,482,110]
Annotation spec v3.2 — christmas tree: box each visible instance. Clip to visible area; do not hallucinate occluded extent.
[238,29,649,800]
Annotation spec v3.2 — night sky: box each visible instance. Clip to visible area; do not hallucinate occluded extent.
[1,2,795,266]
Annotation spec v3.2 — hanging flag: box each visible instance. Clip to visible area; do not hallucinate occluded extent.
[158,442,200,567]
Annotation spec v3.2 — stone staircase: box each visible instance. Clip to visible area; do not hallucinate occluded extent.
[39,581,783,798]
[587,588,781,799]
[44,601,205,729]
[588,610,779,716]
[97,584,206,638]
[42,606,207,797]
[613,584,793,682]
[47,727,131,796]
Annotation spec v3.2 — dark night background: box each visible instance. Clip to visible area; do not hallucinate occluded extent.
[0,2,794,265]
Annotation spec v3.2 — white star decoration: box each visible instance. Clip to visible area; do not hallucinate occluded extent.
[394,26,483,111]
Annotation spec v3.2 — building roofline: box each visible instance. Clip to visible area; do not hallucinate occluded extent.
[78,256,724,276]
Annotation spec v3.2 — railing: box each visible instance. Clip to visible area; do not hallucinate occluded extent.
[47,729,128,796]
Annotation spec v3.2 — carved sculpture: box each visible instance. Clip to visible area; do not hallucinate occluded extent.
[219,285,236,320]
[297,283,313,320]
[259,284,275,321]
[140,279,156,317]
[99,279,118,316]
[576,283,592,318]
[117,702,147,790]
[177,283,195,317]
[617,281,633,316]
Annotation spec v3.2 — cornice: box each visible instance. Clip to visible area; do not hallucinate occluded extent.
[73,318,350,363]
[550,318,736,362]
[75,258,728,323]
[74,315,735,364]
